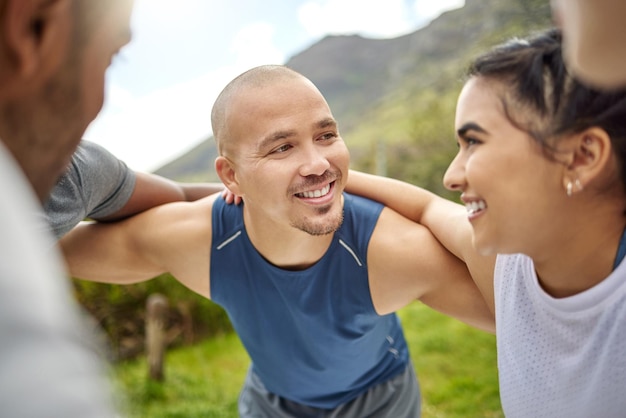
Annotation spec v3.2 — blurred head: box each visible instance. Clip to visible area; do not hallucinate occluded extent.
[443,28,626,255]
[551,0,626,89]
[212,65,350,236]
[0,0,134,201]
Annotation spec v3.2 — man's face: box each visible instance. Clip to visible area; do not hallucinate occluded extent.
[53,0,134,176]
[74,0,134,137]
[5,0,134,199]
[551,0,626,89]
[222,76,350,236]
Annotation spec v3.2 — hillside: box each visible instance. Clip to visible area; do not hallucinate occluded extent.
[155,0,552,191]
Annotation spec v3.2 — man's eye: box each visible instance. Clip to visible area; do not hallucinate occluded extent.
[319,132,337,141]
[272,144,292,154]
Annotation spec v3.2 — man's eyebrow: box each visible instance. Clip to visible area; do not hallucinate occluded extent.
[257,129,297,151]
[457,122,488,138]
[316,117,337,129]
[257,118,338,151]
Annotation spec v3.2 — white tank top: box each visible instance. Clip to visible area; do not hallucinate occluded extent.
[495,253,626,418]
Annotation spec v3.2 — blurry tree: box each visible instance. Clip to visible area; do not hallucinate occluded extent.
[73,275,233,361]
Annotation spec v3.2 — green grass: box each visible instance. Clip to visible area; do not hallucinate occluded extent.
[401,305,502,418]
[113,304,502,417]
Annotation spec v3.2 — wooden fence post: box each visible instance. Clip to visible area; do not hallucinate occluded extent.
[146,293,168,381]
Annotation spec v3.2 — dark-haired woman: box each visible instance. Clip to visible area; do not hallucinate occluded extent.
[347,28,626,417]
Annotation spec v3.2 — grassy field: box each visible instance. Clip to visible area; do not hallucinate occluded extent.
[113,303,502,417]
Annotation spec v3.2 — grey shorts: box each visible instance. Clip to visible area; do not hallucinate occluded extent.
[238,363,421,418]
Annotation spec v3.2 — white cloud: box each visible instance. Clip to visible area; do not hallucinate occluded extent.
[298,0,415,38]
[86,20,290,173]
[88,0,468,173]
[134,0,217,27]
[413,0,465,21]
[231,23,286,68]
[86,51,294,174]
[102,83,136,113]
[85,72,227,173]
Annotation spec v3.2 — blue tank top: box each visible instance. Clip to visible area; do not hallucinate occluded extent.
[211,193,409,409]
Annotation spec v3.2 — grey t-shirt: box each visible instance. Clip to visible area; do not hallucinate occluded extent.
[44,140,136,238]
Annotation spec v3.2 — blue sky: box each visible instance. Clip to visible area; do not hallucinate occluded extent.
[84,0,465,172]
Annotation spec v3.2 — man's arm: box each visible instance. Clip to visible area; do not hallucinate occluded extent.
[95,171,226,222]
[368,206,495,332]
[60,196,215,299]
[348,170,495,313]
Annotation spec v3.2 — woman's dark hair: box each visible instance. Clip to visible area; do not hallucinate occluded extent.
[467,28,626,193]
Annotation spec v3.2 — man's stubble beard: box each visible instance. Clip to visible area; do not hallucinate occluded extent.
[290,204,344,236]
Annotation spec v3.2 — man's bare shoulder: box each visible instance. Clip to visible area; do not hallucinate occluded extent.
[142,194,218,299]
[367,206,455,313]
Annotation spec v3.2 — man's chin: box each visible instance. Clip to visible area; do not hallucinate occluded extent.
[292,211,344,237]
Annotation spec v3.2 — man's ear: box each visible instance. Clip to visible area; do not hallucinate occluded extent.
[561,127,613,193]
[1,0,71,82]
[215,156,242,196]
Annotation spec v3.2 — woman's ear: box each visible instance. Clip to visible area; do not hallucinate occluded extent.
[215,156,242,196]
[561,127,613,194]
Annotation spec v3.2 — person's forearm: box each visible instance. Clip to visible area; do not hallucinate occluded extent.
[346,170,437,222]
[97,174,223,222]
[346,170,469,260]
[179,182,224,201]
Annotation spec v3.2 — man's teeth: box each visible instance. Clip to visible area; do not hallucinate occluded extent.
[466,200,486,215]
[299,184,331,198]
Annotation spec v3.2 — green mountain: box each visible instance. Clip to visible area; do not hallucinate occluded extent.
[155,0,551,197]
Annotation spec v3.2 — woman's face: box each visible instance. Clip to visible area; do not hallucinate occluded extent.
[444,77,570,257]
